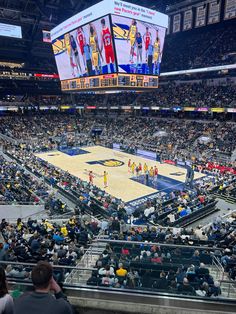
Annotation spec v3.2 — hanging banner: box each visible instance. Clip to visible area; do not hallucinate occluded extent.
[167,16,171,34]
[195,5,207,27]
[208,1,221,24]
[224,0,236,20]
[173,14,181,33]
[183,10,193,30]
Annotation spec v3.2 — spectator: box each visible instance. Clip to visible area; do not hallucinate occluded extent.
[116,263,127,277]
[0,266,14,314]
[177,277,196,295]
[14,261,73,314]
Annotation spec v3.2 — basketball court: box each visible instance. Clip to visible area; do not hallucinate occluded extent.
[35,146,206,204]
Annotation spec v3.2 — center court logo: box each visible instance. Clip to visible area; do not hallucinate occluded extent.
[87,159,124,167]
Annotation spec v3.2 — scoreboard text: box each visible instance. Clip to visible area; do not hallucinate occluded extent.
[61,74,159,91]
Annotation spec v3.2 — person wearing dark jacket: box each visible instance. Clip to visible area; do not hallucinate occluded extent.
[14,261,73,314]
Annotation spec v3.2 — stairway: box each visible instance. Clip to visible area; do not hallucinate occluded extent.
[64,237,107,286]
[208,265,236,299]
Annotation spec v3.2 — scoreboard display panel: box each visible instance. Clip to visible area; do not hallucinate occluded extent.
[61,74,158,91]
[111,15,166,76]
[51,0,168,92]
[52,15,116,81]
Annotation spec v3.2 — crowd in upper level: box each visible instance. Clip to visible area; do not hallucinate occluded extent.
[136,83,236,108]
[162,22,236,72]
[0,114,235,162]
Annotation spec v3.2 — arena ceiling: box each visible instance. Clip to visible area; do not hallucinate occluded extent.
[0,0,178,64]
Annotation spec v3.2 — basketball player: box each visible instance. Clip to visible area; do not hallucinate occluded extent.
[101,18,116,74]
[128,159,131,173]
[154,165,158,182]
[149,166,154,181]
[145,169,149,185]
[103,171,108,188]
[70,34,82,77]
[89,171,94,185]
[131,162,136,175]
[136,32,143,67]
[138,163,142,174]
[76,27,86,68]
[135,165,139,177]
[127,19,137,63]
[147,43,154,74]
[153,35,160,75]
[143,162,148,174]
[143,27,152,61]
[64,33,77,77]
[89,26,102,75]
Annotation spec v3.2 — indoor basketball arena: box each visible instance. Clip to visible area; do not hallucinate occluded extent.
[0,0,235,313]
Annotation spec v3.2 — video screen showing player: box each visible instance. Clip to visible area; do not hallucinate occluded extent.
[112,15,166,75]
[52,15,117,81]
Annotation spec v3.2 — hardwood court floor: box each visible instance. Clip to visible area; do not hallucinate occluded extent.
[35,146,206,203]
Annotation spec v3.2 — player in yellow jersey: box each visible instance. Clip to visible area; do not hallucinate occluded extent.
[89,26,102,74]
[153,34,161,75]
[143,162,148,174]
[127,19,137,63]
[103,171,108,188]
[149,167,154,181]
[131,162,136,175]
[64,33,77,77]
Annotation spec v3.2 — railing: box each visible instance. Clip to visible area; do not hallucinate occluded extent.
[0,133,18,145]
[0,201,44,205]
[2,259,236,304]
[212,255,225,281]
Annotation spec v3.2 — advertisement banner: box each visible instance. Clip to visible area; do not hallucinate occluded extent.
[183,10,193,31]
[184,107,196,111]
[197,107,208,112]
[51,0,168,40]
[208,1,221,24]
[211,108,225,112]
[195,5,207,27]
[224,0,236,20]
[0,23,22,39]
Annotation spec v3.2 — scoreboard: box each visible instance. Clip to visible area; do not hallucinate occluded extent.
[61,74,159,91]
[51,0,168,92]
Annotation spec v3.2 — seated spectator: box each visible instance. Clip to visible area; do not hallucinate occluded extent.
[208,281,221,297]
[196,263,209,277]
[98,264,115,277]
[116,263,127,277]
[177,277,196,295]
[0,266,14,314]
[14,261,73,314]
[152,271,168,290]
[151,253,162,264]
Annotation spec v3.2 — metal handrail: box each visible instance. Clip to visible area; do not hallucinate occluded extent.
[212,255,225,281]
[0,202,44,206]
[94,238,226,251]
[0,260,96,271]
[6,277,236,304]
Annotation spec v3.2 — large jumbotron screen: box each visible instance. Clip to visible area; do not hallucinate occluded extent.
[51,0,168,91]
